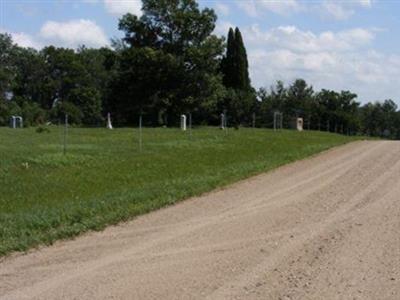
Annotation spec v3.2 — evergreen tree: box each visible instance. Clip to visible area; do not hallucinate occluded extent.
[221,27,251,91]
[234,27,250,90]
[222,28,235,88]
[221,27,255,127]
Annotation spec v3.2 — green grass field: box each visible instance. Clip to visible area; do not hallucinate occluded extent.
[0,126,360,256]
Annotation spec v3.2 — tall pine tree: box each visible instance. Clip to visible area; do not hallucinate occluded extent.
[222,28,235,88]
[221,27,251,91]
[234,28,250,90]
[221,27,255,127]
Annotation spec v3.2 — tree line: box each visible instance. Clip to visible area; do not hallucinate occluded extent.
[1,0,399,138]
[257,80,400,138]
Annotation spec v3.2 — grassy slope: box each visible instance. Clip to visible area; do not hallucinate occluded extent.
[0,127,360,256]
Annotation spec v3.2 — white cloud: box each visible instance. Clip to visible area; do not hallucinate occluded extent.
[241,25,374,53]
[235,0,373,20]
[357,0,372,8]
[319,0,373,20]
[1,19,109,50]
[40,19,109,48]
[258,0,302,15]
[214,20,235,37]
[236,0,303,17]
[215,3,230,16]
[213,21,387,102]
[249,48,400,102]
[233,24,399,103]
[0,29,42,49]
[236,1,258,17]
[104,0,142,16]
[336,28,374,46]
[321,2,354,20]
[11,32,42,49]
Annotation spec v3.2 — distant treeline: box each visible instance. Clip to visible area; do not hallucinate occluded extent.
[1,0,399,138]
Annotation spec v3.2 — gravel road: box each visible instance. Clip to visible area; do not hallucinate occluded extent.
[1,141,399,300]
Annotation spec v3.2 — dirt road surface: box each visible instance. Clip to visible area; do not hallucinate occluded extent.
[1,141,400,300]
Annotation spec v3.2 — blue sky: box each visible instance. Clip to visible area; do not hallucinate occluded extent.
[2,0,400,105]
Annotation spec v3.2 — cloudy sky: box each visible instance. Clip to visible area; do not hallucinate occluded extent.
[1,0,400,105]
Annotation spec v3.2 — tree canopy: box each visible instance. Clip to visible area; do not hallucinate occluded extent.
[113,0,225,125]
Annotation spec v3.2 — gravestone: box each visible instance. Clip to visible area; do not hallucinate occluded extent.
[9,116,23,128]
[220,113,225,130]
[297,118,304,131]
[106,113,113,129]
[181,114,187,131]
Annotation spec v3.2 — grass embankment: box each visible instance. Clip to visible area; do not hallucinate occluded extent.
[0,127,360,256]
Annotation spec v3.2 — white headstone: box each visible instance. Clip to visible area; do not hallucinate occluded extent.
[297,118,303,131]
[106,113,113,129]
[10,116,23,128]
[181,114,187,131]
[220,113,225,130]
